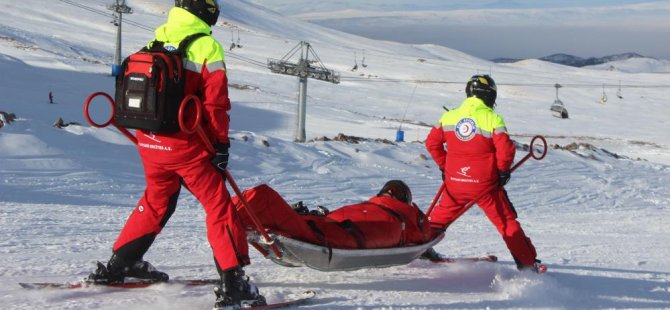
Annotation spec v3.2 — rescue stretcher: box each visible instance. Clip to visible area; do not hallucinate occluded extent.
[249,232,445,271]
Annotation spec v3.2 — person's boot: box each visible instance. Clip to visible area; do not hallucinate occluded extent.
[419,247,445,262]
[309,206,329,216]
[290,201,309,215]
[516,258,546,273]
[88,254,168,284]
[213,267,266,309]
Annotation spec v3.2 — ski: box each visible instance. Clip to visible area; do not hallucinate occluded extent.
[19,278,219,289]
[240,290,316,310]
[427,255,548,273]
[426,254,498,264]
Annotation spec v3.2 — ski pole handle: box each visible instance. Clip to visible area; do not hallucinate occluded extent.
[178,96,283,258]
[511,135,547,172]
[178,95,214,154]
[83,92,137,145]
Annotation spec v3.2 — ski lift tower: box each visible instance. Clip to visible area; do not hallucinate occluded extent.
[268,41,340,142]
[108,0,133,76]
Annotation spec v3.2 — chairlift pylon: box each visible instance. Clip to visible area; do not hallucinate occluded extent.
[550,83,569,119]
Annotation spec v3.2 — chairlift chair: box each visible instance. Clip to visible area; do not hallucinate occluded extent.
[551,99,569,119]
[236,29,242,48]
[351,51,358,71]
[361,50,368,68]
[599,84,608,104]
[550,83,569,119]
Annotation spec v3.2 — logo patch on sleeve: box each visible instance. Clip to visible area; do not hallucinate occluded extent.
[455,118,477,141]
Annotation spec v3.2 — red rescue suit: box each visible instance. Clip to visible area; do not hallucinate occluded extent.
[112,8,247,271]
[425,97,537,267]
[233,185,432,249]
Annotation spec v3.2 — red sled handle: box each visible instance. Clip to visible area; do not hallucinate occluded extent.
[178,96,283,258]
[426,135,548,218]
[83,92,137,144]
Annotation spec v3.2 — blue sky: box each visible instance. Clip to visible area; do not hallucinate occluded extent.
[249,0,670,60]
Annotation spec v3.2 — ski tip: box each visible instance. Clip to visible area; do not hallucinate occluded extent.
[18,283,35,289]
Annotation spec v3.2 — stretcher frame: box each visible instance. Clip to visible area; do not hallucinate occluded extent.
[249,232,445,271]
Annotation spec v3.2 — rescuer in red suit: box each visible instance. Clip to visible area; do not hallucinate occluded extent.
[424,75,541,271]
[89,1,265,308]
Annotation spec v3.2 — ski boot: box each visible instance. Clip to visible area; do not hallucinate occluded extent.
[309,205,329,216]
[88,254,169,284]
[213,267,266,309]
[291,201,310,215]
[419,247,445,262]
[517,259,547,274]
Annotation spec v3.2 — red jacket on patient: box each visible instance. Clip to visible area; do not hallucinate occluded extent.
[232,184,432,249]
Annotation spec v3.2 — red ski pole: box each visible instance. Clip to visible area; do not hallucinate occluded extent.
[179,96,282,258]
[426,135,547,218]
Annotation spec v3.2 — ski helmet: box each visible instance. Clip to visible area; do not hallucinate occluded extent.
[175,0,220,26]
[377,180,412,204]
[466,75,497,108]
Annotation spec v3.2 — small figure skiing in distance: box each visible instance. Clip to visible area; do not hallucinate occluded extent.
[49,91,54,104]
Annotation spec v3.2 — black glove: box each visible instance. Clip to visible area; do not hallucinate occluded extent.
[498,170,511,186]
[211,143,230,172]
[440,169,445,181]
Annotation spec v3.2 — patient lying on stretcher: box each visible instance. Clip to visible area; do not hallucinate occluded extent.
[232,180,442,250]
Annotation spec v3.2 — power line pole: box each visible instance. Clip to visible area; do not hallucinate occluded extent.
[268,41,340,142]
[108,0,133,76]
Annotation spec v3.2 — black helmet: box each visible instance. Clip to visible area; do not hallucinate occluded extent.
[175,0,220,26]
[377,180,412,204]
[466,75,497,108]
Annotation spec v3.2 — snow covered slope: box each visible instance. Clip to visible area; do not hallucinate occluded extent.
[1,1,669,309]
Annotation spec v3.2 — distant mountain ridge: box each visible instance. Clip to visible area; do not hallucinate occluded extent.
[492,52,647,67]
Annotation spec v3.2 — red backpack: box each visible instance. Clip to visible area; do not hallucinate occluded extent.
[113,33,207,133]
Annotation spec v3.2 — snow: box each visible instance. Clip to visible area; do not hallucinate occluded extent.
[1,0,669,309]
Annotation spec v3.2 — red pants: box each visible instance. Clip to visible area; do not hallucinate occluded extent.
[113,156,248,271]
[429,187,537,266]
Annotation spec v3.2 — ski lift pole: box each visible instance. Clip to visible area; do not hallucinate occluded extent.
[178,95,283,258]
[426,135,547,218]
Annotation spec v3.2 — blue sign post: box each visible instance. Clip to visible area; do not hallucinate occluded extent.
[395,128,405,142]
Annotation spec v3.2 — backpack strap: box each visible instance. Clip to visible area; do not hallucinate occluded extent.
[144,32,209,54]
[176,32,209,56]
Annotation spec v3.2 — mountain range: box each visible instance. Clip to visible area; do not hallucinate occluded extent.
[492,52,647,67]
